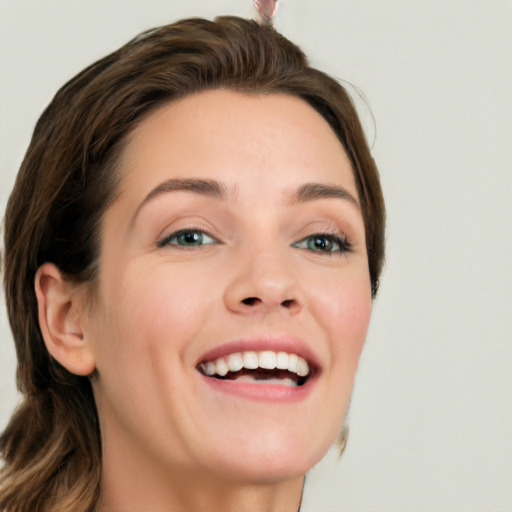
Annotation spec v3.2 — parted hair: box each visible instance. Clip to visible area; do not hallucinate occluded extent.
[0,15,385,512]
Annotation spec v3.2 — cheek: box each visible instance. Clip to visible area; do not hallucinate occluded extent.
[313,268,372,365]
[90,265,214,429]
[302,268,372,452]
[100,262,216,364]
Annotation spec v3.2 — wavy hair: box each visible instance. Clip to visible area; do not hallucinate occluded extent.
[1,16,385,511]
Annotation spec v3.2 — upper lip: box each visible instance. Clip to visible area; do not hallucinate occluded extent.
[196,335,322,373]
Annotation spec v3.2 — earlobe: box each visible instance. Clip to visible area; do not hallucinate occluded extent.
[35,263,96,376]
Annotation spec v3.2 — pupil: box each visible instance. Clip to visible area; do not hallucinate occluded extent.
[181,231,200,245]
[312,236,330,251]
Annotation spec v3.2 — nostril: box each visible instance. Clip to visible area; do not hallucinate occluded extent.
[242,297,261,306]
[281,299,295,309]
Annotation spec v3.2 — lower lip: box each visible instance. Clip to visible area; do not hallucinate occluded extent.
[199,373,316,403]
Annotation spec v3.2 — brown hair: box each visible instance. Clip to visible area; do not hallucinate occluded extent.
[0,16,385,512]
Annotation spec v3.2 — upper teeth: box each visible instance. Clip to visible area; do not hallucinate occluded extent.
[201,351,310,378]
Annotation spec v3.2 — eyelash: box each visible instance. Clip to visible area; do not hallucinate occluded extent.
[291,232,352,255]
[157,228,352,255]
[156,228,219,248]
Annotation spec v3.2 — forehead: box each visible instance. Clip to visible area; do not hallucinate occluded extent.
[118,89,357,203]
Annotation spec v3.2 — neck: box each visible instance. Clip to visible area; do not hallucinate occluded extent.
[98,437,305,512]
[100,468,304,512]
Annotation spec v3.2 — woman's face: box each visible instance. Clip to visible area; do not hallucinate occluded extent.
[87,90,372,484]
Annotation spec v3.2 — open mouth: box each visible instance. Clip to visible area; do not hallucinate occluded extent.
[198,350,312,387]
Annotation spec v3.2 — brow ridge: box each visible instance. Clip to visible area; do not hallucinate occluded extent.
[132,179,359,228]
[288,182,360,209]
[133,177,228,222]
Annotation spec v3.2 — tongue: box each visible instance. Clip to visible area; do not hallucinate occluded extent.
[221,368,300,386]
[231,374,297,387]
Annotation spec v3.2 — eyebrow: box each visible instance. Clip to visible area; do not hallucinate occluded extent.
[132,178,228,223]
[287,182,360,209]
[132,177,359,225]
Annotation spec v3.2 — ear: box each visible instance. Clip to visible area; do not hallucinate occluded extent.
[35,263,96,376]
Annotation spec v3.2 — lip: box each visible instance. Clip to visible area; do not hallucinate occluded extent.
[196,336,322,403]
[199,372,317,403]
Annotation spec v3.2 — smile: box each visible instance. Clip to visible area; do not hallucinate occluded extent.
[198,350,311,387]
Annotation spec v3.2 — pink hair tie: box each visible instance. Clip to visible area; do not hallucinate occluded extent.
[253,0,279,24]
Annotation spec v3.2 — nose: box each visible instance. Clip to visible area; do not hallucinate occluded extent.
[223,244,303,316]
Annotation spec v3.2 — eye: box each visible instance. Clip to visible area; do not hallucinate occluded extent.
[291,233,351,254]
[157,229,217,248]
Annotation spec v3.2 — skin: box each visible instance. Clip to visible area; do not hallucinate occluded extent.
[37,90,372,512]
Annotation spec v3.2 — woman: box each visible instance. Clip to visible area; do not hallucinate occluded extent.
[0,15,385,512]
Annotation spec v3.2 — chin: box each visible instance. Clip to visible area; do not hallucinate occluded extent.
[203,427,334,484]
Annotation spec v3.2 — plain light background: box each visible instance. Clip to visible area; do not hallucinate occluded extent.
[1,1,511,511]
